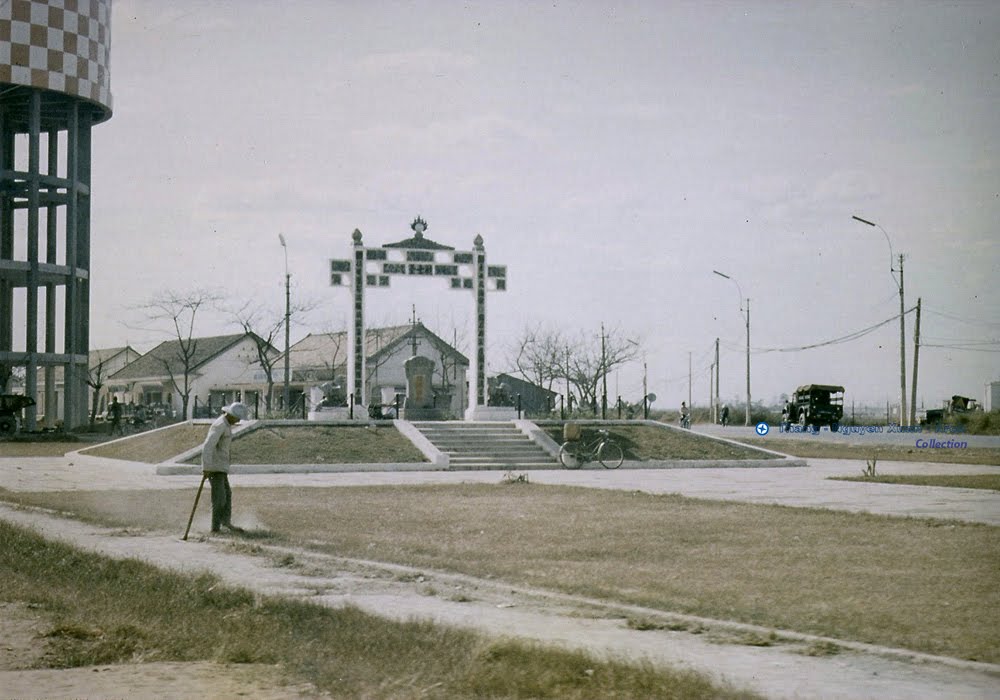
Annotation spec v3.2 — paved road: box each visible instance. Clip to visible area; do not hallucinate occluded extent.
[2,450,999,525]
[695,422,1000,447]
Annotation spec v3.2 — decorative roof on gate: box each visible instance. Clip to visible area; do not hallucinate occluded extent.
[382,216,455,250]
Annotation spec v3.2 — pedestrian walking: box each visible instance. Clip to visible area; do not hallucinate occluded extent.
[200,402,249,533]
[108,396,123,436]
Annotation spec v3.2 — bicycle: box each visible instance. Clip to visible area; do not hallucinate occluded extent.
[558,429,624,469]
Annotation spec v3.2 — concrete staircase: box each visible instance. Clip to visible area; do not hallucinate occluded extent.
[411,421,558,470]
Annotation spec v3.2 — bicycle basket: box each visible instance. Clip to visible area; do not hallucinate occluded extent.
[563,422,582,442]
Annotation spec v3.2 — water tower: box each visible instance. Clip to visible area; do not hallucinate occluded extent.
[0,0,113,429]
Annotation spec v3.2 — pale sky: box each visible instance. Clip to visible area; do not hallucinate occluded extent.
[81,0,999,411]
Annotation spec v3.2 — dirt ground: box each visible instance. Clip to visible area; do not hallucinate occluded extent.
[0,603,330,699]
[1,502,998,700]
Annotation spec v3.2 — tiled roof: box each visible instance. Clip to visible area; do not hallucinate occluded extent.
[285,324,468,370]
[110,334,250,381]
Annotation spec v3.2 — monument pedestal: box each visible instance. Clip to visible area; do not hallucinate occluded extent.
[402,407,448,421]
[465,405,518,421]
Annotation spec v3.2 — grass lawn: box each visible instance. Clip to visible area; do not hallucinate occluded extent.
[6,483,997,664]
[20,420,780,464]
[737,437,1000,466]
[831,474,1000,490]
[0,520,755,699]
[542,423,779,461]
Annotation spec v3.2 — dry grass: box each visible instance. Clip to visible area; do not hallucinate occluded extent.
[1,520,755,699]
[542,423,780,460]
[76,424,425,465]
[8,483,998,664]
[0,441,88,457]
[80,424,209,464]
[831,474,1000,490]
[225,425,426,464]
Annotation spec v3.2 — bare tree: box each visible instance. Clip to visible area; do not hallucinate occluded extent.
[566,326,641,414]
[86,356,107,425]
[227,302,288,411]
[138,289,222,419]
[430,320,468,393]
[509,323,641,414]
[507,323,566,393]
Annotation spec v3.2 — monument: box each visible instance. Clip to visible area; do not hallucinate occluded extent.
[330,217,508,420]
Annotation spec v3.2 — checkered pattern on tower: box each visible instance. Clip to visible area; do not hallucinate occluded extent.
[0,0,112,115]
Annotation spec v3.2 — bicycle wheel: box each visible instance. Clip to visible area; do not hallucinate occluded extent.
[559,442,582,469]
[597,440,624,469]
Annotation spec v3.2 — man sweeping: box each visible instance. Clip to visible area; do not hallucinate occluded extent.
[201,402,249,533]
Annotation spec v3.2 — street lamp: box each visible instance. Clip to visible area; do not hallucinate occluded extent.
[852,215,907,426]
[713,270,751,426]
[278,233,291,415]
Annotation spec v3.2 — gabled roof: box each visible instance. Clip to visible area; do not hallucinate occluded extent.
[110,333,260,381]
[368,322,469,366]
[284,323,468,371]
[45,347,141,384]
[90,346,139,369]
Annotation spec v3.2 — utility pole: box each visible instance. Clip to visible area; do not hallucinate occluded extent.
[279,234,291,415]
[565,346,571,414]
[688,351,692,410]
[745,298,751,427]
[910,297,921,426]
[601,322,607,419]
[714,338,720,423]
[898,254,907,426]
[708,364,713,417]
[643,360,648,419]
[853,216,907,426]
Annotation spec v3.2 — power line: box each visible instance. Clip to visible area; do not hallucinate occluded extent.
[924,306,1000,328]
[922,343,1000,353]
[721,308,915,355]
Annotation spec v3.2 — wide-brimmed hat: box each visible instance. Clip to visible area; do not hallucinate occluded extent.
[222,402,249,421]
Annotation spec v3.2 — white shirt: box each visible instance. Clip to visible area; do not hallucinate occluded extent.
[201,414,233,472]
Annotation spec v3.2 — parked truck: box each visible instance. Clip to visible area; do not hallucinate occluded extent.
[782,384,845,432]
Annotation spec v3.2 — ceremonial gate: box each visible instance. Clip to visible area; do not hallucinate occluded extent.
[330,218,507,420]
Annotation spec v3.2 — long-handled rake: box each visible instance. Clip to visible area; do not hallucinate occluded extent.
[182,475,207,541]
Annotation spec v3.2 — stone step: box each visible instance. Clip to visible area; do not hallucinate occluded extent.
[410,421,558,470]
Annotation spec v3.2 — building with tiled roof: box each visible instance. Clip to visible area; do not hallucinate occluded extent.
[109,333,276,419]
[276,322,469,417]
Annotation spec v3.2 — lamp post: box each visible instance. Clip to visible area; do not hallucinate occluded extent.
[278,234,291,415]
[713,270,751,426]
[852,215,906,426]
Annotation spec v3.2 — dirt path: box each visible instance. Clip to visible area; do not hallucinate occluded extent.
[1,502,997,700]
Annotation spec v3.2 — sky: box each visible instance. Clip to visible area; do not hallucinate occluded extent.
[79,0,999,413]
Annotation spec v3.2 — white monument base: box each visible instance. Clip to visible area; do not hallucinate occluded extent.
[465,406,518,421]
[308,407,357,422]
